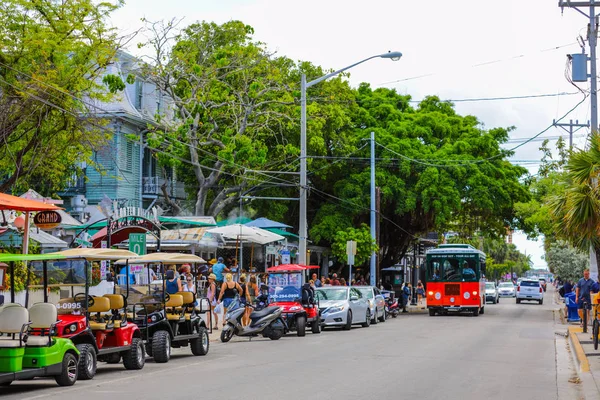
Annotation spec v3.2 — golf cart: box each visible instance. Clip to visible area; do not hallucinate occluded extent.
[115,252,210,363]
[0,253,79,387]
[38,248,145,380]
[266,264,320,336]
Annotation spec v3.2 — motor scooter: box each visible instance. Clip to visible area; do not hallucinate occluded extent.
[383,291,399,318]
[220,294,288,342]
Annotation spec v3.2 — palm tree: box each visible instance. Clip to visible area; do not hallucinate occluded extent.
[548,132,600,269]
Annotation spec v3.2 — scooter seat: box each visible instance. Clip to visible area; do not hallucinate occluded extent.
[250,306,279,320]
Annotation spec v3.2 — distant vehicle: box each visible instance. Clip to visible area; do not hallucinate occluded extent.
[539,278,547,292]
[355,286,386,324]
[485,282,499,304]
[316,287,371,330]
[497,282,516,297]
[516,280,544,304]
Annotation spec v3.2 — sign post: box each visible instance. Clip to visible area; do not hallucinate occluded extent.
[129,233,147,255]
[100,240,107,280]
[346,240,357,285]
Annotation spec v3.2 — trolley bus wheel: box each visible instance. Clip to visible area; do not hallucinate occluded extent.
[480,306,485,315]
[594,319,599,350]
[472,308,479,317]
[428,309,435,317]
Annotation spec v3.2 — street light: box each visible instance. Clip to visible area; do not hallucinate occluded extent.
[298,51,403,266]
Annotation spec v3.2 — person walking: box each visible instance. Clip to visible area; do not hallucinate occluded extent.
[238,275,252,326]
[218,273,243,325]
[576,269,595,327]
[207,273,219,330]
[331,273,341,286]
[401,282,410,313]
[416,280,425,306]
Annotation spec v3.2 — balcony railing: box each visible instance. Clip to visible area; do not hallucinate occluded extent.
[143,176,186,199]
[59,174,86,195]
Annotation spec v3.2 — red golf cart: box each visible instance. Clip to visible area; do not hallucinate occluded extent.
[266,264,320,336]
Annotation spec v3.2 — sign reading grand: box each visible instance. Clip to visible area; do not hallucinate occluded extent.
[33,210,62,230]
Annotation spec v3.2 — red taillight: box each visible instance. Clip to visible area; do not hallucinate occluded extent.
[540,287,543,293]
[517,286,520,292]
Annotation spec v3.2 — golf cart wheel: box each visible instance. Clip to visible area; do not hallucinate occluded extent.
[480,306,485,315]
[152,330,171,363]
[311,317,321,334]
[76,343,97,380]
[269,329,284,340]
[55,352,78,386]
[342,311,352,330]
[105,353,121,364]
[594,319,599,350]
[429,309,435,316]
[123,338,145,370]
[296,315,306,337]
[191,326,209,356]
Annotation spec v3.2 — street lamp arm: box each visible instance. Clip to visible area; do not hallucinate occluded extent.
[306,53,393,88]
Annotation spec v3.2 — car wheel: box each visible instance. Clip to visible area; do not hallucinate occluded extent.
[342,310,352,330]
[371,308,378,324]
[379,308,386,322]
[76,343,96,380]
[362,309,371,327]
[539,299,544,305]
[497,297,500,303]
[516,299,521,304]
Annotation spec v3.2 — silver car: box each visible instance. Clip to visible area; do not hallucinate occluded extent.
[355,286,387,324]
[497,282,516,298]
[316,286,371,330]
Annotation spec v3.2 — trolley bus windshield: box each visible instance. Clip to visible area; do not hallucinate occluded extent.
[427,256,480,282]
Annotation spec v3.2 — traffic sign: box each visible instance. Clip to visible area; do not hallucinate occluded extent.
[129,233,146,255]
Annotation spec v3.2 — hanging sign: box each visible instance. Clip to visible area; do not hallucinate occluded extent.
[33,211,62,230]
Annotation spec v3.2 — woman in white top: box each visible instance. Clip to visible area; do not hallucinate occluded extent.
[182,276,196,294]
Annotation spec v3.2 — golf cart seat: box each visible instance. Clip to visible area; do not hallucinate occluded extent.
[26,303,57,347]
[0,305,29,347]
[88,296,114,331]
[176,291,195,320]
[250,305,279,320]
[165,294,184,321]
[301,284,315,307]
[103,294,128,328]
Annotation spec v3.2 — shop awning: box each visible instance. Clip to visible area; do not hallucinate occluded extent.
[0,193,61,212]
[265,228,299,239]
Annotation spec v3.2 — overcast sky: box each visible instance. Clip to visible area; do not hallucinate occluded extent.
[110,0,593,270]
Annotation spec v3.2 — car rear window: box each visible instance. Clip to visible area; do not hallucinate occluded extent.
[520,281,539,287]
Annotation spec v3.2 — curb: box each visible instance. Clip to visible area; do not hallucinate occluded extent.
[568,326,590,373]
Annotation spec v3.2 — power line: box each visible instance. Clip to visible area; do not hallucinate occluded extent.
[408,91,579,104]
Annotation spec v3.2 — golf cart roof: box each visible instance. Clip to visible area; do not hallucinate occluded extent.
[114,252,206,265]
[266,264,316,272]
[49,248,139,261]
[0,253,67,262]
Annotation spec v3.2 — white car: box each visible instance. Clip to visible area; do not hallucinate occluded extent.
[497,282,516,297]
[316,286,371,330]
[516,279,544,304]
[355,286,387,324]
[485,282,499,304]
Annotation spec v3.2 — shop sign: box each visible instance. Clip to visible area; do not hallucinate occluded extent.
[33,211,62,230]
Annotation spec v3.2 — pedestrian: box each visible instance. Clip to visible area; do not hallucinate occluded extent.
[576,269,595,327]
[401,282,410,313]
[218,273,243,325]
[165,269,182,294]
[210,257,230,287]
[321,276,326,286]
[331,273,341,286]
[340,278,347,286]
[309,279,315,289]
[207,273,219,330]
[182,275,196,294]
[323,278,331,286]
[312,273,322,287]
[416,280,425,306]
[248,275,259,305]
[238,275,252,326]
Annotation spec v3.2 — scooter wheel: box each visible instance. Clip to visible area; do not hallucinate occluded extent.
[220,325,234,343]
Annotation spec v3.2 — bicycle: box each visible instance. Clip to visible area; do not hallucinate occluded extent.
[593,299,600,350]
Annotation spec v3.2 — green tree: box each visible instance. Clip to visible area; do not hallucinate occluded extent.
[0,0,124,195]
[330,224,377,266]
[545,240,588,282]
[310,86,531,266]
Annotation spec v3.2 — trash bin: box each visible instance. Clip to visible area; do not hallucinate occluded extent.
[565,292,581,322]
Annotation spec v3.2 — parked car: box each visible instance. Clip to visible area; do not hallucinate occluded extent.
[497,282,516,297]
[516,279,544,304]
[315,287,372,330]
[485,282,499,304]
[355,286,386,324]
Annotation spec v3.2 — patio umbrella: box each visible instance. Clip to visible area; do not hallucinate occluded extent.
[206,224,284,245]
[245,217,292,229]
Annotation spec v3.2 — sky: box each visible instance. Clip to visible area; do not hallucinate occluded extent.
[109,0,593,270]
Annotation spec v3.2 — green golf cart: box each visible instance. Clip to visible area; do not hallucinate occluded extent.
[0,253,79,387]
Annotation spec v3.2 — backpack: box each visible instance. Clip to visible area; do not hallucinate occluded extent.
[559,286,565,297]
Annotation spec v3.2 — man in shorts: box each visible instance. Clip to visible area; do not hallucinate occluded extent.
[576,269,594,326]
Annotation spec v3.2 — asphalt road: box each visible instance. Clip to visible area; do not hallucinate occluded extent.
[1,286,583,400]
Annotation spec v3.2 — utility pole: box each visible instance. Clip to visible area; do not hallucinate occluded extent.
[370,131,377,286]
[376,186,381,286]
[552,119,589,149]
[559,0,600,280]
